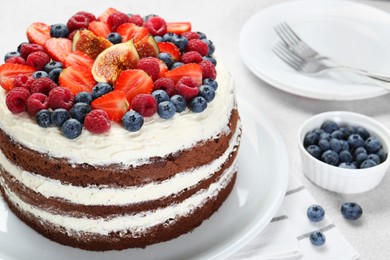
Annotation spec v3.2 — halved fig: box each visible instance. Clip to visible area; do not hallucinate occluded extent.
[72,29,113,59]
[135,35,159,58]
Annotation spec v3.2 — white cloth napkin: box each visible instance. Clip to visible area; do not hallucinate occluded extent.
[228,173,360,260]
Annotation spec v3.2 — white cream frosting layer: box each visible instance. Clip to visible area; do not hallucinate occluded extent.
[0,62,235,167]
[0,122,241,205]
[0,161,237,235]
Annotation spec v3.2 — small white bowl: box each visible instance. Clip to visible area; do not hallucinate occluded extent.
[298,111,390,194]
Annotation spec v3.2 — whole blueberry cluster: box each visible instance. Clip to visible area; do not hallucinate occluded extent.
[304,120,387,169]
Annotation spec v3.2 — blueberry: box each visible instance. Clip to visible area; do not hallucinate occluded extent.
[306,145,322,159]
[318,139,330,151]
[203,56,217,66]
[360,159,377,168]
[199,85,215,102]
[33,71,49,79]
[154,36,163,42]
[171,62,184,69]
[152,90,170,103]
[106,32,122,44]
[331,130,344,139]
[347,134,365,149]
[158,52,173,68]
[44,61,63,73]
[365,136,382,153]
[62,118,82,139]
[202,39,215,56]
[321,120,338,133]
[319,132,331,141]
[51,108,71,127]
[329,138,341,152]
[17,42,28,53]
[367,154,380,164]
[189,96,207,113]
[157,101,176,119]
[4,51,20,62]
[122,110,144,132]
[339,140,349,151]
[310,231,326,246]
[170,34,188,51]
[71,103,92,123]
[341,202,363,221]
[203,78,218,90]
[307,204,325,222]
[143,14,158,21]
[354,147,367,156]
[75,92,93,104]
[339,162,357,169]
[197,31,207,39]
[35,109,52,128]
[340,125,357,136]
[357,127,370,140]
[162,32,176,42]
[304,131,319,147]
[50,23,69,38]
[170,94,187,113]
[321,150,339,166]
[339,150,353,163]
[313,128,324,135]
[48,68,62,84]
[376,148,387,162]
[355,152,368,165]
[92,82,112,100]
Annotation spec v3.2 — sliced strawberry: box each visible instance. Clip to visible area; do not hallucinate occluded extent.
[157,42,181,62]
[26,22,51,46]
[166,22,192,35]
[63,51,94,71]
[91,90,129,121]
[117,23,149,43]
[153,57,168,78]
[45,38,72,62]
[59,66,96,95]
[164,63,202,85]
[114,69,154,105]
[88,21,111,38]
[98,7,119,23]
[0,63,35,91]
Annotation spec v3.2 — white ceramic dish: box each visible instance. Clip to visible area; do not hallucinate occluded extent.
[298,111,390,194]
[0,97,289,260]
[239,0,390,100]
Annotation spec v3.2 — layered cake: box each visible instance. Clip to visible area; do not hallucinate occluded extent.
[0,8,241,251]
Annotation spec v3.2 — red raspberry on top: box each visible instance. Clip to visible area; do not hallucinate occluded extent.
[48,86,74,110]
[153,77,175,96]
[84,109,111,134]
[13,74,35,90]
[5,56,26,65]
[30,77,58,95]
[182,31,200,41]
[137,57,160,81]
[181,51,203,64]
[67,11,97,33]
[144,16,167,36]
[107,12,130,32]
[175,76,199,101]
[26,93,49,115]
[26,51,51,71]
[128,14,144,26]
[5,87,30,114]
[199,60,216,80]
[20,43,44,59]
[131,94,157,117]
[186,39,209,56]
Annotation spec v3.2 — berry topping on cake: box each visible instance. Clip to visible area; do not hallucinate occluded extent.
[122,110,144,132]
[199,60,216,80]
[128,14,144,27]
[175,76,200,101]
[107,12,130,32]
[157,42,181,62]
[62,118,83,139]
[181,51,203,64]
[137,57,160,81]
[88,21,111,38]
[51,108,71,127]
[27,93,49,115]
[84,109,111,134]
[71,102,92,123]
[26,22,51,46]
[20,43,45,59]
[117,23,149,43]
[0,63,35,91]
[91,82,113,100]
[48,86,74,110]
[91,90,129,121]
[144,16,167,37]
[164,63,202,85]
[152,89,170,104]
[50,23,69,38]
[166,22,191,35]
[190,96,207,113]
[30,77,57,95]
[131,94,157,117]
[26,51,51,71]
[186,39,209,56]
[67,11,97,33]
[35,109,52,127]
[157,100,176,119]
[59,66,96,95]
[5,87,31,114]
[13,74,35,90]
[44,38,72,62]
[153,77,175,96]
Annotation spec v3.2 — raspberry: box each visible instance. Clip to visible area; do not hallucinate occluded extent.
[5,56,26,65]
[67,11,96,33]
[153,77,175,96]
[199,60,216,80]
[175,76,199,101]
[137,57,160,81]
[26,51,51,71]
[84,109,111,134]
[181,51,203,64]
[30,77,58,95]
[186,39,209,56]
[26,93,49,115]
[5,87,30,114]
[48,86,74,110]
[13,74,35,90]
[144,16,167,36]
[182,31,200,40]
[131,94,157,117]
[20,43,45,59]
[128,14,144,26]
[107,12,130,32]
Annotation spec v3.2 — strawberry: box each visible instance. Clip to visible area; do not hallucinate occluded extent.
[63,51,94,71]
[155,58,169,78]
[88,21,111,38]
[0,63,35,91]
[117,23,148,43]
[44,38,72,62]
[157,42,181,62]
[98,7,119,23]
[59,66,96,95]
[114,69,154,105]
[91,90,129,121]
[166,22,192,35]
[164,63,202,85]
[26,22,51,46]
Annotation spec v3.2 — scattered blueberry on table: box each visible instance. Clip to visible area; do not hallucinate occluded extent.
[307,204,325,223]
[341,202,363,221]
[310,231,326,246]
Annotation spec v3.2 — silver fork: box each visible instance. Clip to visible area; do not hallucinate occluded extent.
[274,22,390,83]
[272,42,390,91]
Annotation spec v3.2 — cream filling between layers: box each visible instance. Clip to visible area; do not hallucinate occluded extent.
[0,61,235,167]
[0,122,241,205]
[0,161,237,235]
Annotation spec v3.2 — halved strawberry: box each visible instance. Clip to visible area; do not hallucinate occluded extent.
[117,23,149,43]
[114,69,154,105]
[163,63,202,85]
[63,51,94,71]
[45,38,72,62]
[166,22,192,35]
[91,90,129,121]
[88,21,111,38]
[157,42,181,62]
[26,22,51,46]
[0,63,35,91]
[59,66,96,95]
[154,57,169,78]
[98,7,119,23]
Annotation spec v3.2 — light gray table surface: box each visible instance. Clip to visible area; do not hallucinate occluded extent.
[1,0,390,259]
